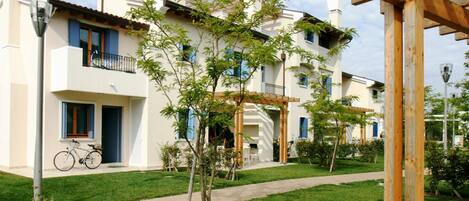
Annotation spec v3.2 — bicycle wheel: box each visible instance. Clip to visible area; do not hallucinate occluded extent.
[54,151,75,171]
[84,151,102,169]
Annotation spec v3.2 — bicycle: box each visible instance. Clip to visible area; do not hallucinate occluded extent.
[53,139,103,171]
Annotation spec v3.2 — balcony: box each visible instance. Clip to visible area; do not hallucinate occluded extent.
[83,49,137,73]
[50,46,147,98]
[261,82,285,96]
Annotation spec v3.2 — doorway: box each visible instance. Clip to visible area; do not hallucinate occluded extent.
[102,106,122,163]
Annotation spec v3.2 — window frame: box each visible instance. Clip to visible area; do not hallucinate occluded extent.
[304,31,314,43]
[60,101,96,140]
[298,73,309,87]
[79,23,106,66]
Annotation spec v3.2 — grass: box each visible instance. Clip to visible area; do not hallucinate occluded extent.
[252,180,468,201]
[0,156,384,201]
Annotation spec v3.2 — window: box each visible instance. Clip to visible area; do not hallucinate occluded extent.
[177,109,195,140]
[62,102,95,139]
[180,44,196,63]
[226,50,249,79]
[79,26,105,66]
[319,35,331,49]
[323,76,332,96]
[372,89,379,99]
[299,117,308,138]
[298,74,308,87]
[304,31,314,43]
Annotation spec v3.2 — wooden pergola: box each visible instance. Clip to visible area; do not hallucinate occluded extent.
[214,92,300,166]
[351,0,469,200]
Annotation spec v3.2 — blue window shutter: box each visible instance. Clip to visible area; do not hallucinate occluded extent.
[68,19,80,47]
[88,105,95,139]
[326,77,332,95]
[189,50,197,63]
[299,117,308,138]
[62,103,68,139]
[187,109,195,140]
[240,60,249,79]
[373,122,378,137]
[105,29,119,54]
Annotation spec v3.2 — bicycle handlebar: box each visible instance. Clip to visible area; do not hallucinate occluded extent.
[71,139,80,145]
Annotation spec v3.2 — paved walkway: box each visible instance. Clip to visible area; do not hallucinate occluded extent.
[147,171,385,201]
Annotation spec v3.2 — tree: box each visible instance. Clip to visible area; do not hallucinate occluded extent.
[424,86,445,140]
[290,27,373,172]
[128,0,356,199]
[127,0,325,200]
[454,51,469,147]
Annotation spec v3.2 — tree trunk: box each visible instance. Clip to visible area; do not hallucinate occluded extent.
[329,128,341,173]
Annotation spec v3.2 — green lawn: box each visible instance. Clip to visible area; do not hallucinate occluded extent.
[252,179,469,201]
[0,156,384,201]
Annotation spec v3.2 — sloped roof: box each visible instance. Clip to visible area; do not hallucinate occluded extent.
[50,0,149,30]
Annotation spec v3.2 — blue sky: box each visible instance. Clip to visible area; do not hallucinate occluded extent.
[285,0,468,94]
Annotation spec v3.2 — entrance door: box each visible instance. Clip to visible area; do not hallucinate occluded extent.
[102,106,122,163]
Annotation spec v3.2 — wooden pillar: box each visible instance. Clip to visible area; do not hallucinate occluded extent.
[234,103,244,167]
[279,103,288,163]
[404,0,425,200]
[383,1,403,201]
[360,124,366,145]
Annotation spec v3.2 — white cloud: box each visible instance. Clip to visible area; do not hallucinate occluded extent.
[285,0,468,94]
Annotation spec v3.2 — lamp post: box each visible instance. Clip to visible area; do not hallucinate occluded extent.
[30,0,53,200]
[281,52,286,96]
[440,63,453,153]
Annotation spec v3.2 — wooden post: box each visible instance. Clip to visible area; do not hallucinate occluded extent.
[404,0,425,200]
[234,102,244,167]
[383,1,403,201]
[279,103,288,163]
[360,124,366,145]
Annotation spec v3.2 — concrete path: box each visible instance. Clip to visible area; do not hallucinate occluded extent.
[147,171,385,201]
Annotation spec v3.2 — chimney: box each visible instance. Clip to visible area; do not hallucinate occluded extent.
[327,0,342,28]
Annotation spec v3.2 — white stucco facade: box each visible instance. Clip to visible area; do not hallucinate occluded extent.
[0,0,384,170]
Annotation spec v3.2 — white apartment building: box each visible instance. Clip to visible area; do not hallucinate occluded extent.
[0,0,383,170]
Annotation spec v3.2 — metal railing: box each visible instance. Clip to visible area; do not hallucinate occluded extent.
[83,49,136,73]
[261,82,285,96]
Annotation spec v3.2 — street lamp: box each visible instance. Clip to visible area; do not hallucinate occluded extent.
[440,63,453,152]
[30,0,53,200]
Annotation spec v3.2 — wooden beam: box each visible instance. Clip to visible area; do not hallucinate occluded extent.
[383,2,404,201]
[352,0,372,5]
[404,0,425,200]
[455,32,469,40]
[378,0,469,34]
[439,25,458,35]
[234,103,244,167]
[424,19,439,29]
[423,0,469,34]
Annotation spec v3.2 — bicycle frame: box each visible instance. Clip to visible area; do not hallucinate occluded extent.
[65,143,92,162]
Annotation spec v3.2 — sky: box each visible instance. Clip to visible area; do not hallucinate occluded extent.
[285,0,468,95]
[65,0,468,94]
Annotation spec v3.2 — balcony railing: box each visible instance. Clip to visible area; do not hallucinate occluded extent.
[83,50,136,73]
[261,82,285,96]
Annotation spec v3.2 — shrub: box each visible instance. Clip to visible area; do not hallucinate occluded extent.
[337,143,358,159]
[445,148,468,198]
[183,147,194,172]
[357,140,382,163]
[295,140,315,164]
[161,142,181,172]
[425,141,446,195]
[315,142,333,167]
